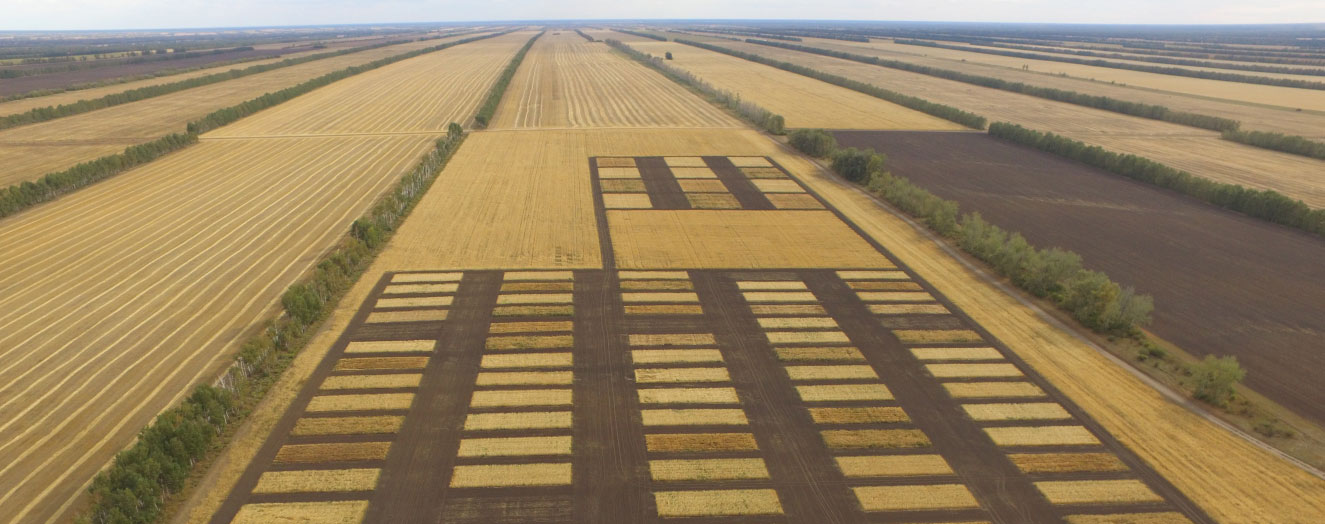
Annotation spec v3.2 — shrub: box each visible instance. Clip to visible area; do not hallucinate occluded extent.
[1222,129,1325,160]
[830,147,885,183]
[788,129,837,157]
[665,51,673,60]
[1191,355,1246,407]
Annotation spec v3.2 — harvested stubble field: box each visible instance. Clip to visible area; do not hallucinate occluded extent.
[489,31,738,128]
[819,37,1325,113]
[0,29,518,523]
[934,41,1325,82]
[709,37,1325,207]
[834,130,1325,424]
[611,31,965,130]
[0,32,483,187]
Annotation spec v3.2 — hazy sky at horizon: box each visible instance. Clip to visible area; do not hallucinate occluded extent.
[3,0,1324,31]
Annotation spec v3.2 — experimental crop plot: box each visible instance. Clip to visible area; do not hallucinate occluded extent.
[592,155,821,210]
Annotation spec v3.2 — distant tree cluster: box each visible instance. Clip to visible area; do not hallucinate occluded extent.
[989,122,1325,237]
[574,29,596,42]
[474,32,544,127]
[615,29,668,42]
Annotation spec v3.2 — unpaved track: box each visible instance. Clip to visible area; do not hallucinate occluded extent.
[0,31,527,524]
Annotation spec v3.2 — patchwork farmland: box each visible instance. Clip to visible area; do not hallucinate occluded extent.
[1,19,1323,524]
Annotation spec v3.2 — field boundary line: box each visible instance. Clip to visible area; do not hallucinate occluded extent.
[780,140,1325,481]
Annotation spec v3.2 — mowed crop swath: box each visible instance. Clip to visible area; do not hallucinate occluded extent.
[0,32,527,524]
[0,33,480,188]
[708,37,1325,207]
[488,31,737,128]
[610,32,964,130]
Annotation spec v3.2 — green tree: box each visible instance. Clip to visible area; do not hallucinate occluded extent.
[788,129,837,157]
[1192,355,1246,406]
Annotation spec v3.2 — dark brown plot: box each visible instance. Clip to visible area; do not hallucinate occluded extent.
[833,130,1325,425]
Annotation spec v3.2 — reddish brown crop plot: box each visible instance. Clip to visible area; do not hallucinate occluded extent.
[833,130,1325,425]
[210,156,1210,523]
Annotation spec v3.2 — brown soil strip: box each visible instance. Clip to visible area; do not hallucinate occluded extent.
[635,156,691,209]
[701,156,775,209]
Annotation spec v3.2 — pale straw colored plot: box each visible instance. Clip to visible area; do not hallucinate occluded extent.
[849,281,924,291]
[500,281,575,292]
[835,454,953,477]
[464,411,572,431]
[653,489,783,517]
[1009,453,1129,474]
[857,292,933,303]
[837,270,907,280]
[375,296,452,309]
[319,374,421,391]
[493,305,574,317]
[963,402,1072,421]
[686,193,742,209]
[638,387,741,405]
[620,280,694,291]
[489,320,574,334]
[449,463,572,488]
[619,270,690,280]
[608,210,892,269]
[642,408,749,426]
[766,331,851,345]
[868,303,949,315]
[984,426,1101,447]
[665,156,707,167]
[737,281,808,290]
[600,179,648,193]
[751,304,827,315]
[504,271,575,281]
[253,468,380,494]
[635,367,731,384]
[785,365,879,381]
[485,335,574,351]
[333,357,428,371]
[366,309,448,324]
[943,382,1046,399]
[392,272,462,283]
[649,458,770,481]
[775,346,866,362]
[757,317,838,329]
[646,433,760,453]
[739,166,787,179]
[823,429,931,449]
[496,293,573,305]
[896,329,986,344]
[767,193,826,209]
[742,291,819,303]
[670,166,719,179]
[598,167,643,179]
[751,179,806,193]
[926,363,1024,378]
[343,340,436,354]
[796,383,892,402]
[604,193,654,209]
[808,406,909,424]
[306,393,415,413]
[1064,513,1193,524]
[621,292,701,304]
[469,388,572,408]
[232,501,369,524]
[728,156,773,168]
[678,179,729,193]
[629,333,715,346]
[290,416,404,437]
[911,347,1003,361]
[852,484,979,511]
[631,349,725,364]
[1035,480,1164,505]
[274,442,391,464]
[480,353,573,369]
[596,157,636,168]
[382,283,458,295]
[475,371,573,386]
[625,304,704,315]
[457,436,573,457]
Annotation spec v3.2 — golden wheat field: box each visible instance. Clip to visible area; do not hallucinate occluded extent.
[0,32,483,188]
[715,38,1325,207]
[611,31,965,130]
[0,29,519,522]
[489,31,738,128]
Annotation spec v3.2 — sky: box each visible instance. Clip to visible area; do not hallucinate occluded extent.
[2,0,1324,31]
